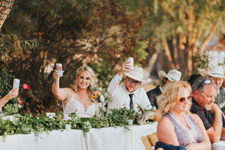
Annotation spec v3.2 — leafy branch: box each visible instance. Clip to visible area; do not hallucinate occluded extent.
[0,107,155,142]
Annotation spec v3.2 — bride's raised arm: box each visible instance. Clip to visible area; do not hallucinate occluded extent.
[52,70,69,101]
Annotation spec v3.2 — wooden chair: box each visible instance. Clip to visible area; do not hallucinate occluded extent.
[141,136,153,150]
[147,132,158,146]
[142,132,162,150]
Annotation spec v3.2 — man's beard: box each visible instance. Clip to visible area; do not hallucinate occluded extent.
[203,103,212,112]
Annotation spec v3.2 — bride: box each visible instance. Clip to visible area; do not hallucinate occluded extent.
[52,66,98,118]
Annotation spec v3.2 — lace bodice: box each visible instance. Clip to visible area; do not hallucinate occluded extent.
[63,95,95,118]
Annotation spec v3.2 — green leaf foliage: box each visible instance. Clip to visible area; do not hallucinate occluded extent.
[0,107,154,141]
[0,0,148,116]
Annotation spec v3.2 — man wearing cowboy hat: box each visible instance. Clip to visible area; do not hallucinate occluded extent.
[207,66,225,106]
[107,60,151,112]
[146,69,181,109]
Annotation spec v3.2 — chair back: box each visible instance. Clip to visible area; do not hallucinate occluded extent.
[141,136,153,150]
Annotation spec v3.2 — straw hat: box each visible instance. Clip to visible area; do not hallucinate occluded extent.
[158,69,181,81]
[125,66,151,84]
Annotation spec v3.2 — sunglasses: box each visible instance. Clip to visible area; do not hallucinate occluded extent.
[197,78,213,90]
[127,77,141,85]
[179,96,192,103]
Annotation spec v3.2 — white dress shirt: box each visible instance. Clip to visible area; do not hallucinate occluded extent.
[107,73,152,112]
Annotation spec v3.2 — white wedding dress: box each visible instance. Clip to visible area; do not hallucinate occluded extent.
[63,95,95,118]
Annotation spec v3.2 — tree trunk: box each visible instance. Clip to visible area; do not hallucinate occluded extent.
[163,38,175,69]
[0,0,14,29]
[200,23,217,51]
[188,46,194,75]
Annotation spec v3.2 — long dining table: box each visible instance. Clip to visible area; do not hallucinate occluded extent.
[0,122,158,150]
[1,122,225,150]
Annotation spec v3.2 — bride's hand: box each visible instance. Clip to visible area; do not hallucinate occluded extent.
[53,70,60,82]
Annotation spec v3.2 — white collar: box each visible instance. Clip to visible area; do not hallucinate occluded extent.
[217,89,220,95]
[159,85,163,93]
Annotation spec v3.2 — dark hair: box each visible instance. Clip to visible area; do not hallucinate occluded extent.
[187,74,203,86]
[192,76,216,94]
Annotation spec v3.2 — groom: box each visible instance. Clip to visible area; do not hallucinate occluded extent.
[107,60,152,112]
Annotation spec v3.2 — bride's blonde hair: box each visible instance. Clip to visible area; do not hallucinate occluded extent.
[73,66,95,96]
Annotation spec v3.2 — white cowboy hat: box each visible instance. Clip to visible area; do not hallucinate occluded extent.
[125,66,151,84]
[208,66,225,78]
[158,69,181,81]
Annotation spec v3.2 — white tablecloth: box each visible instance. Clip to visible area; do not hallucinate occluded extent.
[212,140,225,150]
[0,130,86,150]
[0,122,158,150]
[85,122,158,150]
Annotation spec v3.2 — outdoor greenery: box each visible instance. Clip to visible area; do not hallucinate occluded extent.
[0,0,225,118]
[115,0,225,77]
[0,68,26,107]
[0,0,148,116]
[0,107,153,142]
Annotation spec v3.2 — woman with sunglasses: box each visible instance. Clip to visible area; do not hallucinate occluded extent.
[156,81,210,150]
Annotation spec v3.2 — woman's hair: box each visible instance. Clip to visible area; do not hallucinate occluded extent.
[158,81,192,117]
[73,66,95,96]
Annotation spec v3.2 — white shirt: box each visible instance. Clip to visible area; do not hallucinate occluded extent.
[107,73,152,112]
[159,85,163,93]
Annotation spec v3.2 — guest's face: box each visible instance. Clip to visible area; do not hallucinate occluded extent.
[222,78,225,87]
[210,76,223,90]
[162,78,170,87]
[196,85,216,110]
[125,76,141,93]
[172,88,191,113]
[77,71,91,89]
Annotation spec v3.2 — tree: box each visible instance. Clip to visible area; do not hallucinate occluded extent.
[115,0,225,77]
[0,0,14,29]
[1,0,148,116]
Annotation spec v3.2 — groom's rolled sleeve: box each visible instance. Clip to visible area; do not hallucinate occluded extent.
[107,73,121,94]
[140,88,152,110]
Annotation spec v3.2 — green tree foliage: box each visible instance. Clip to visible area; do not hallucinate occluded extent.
[115,0,225,78]
[0,0,148,116]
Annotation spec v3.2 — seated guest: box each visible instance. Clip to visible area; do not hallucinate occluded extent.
[107,60,151,112]
[147,69,181,109]
[52,66,97,118]
[157,81,211,149]
[0,89,18,111]
[207,66,225,106]
[191,77,225,143]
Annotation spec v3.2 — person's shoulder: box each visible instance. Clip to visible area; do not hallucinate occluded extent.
[157,115,173,128]
[60,87,73,93]
[190,100,201,112]
[190,113,201,122]
[137,87,147,94]
[147,86,161,95]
